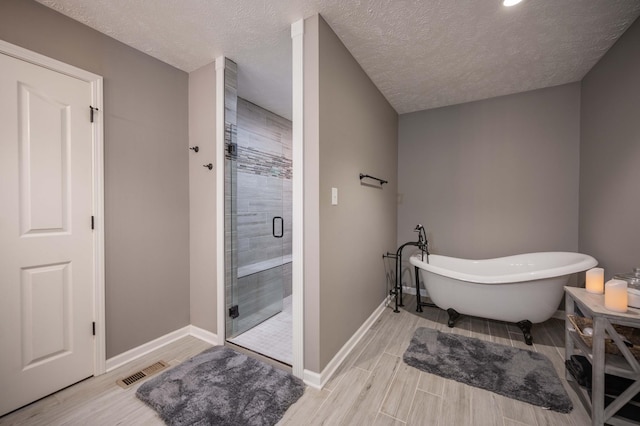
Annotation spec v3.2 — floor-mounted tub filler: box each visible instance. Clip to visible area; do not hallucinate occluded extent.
[410,251,597,345]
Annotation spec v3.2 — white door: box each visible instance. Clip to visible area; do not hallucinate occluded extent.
[0,52,95,416]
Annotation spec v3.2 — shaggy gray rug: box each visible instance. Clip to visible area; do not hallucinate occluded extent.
[136,346,305,426]
[403,327,572,413]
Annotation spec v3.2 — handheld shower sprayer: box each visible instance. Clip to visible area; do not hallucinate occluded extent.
[414,224,429,262]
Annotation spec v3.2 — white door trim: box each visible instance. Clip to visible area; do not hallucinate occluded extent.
[291,19,305,379]
[0,39,106,375]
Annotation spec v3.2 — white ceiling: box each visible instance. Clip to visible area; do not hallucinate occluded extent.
[37,0,640,119]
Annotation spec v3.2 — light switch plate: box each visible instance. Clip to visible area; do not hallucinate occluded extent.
[331,187,338,205]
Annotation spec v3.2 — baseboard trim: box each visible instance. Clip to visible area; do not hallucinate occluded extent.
[303,297,389,389]
[107,301,395,386]
[400,285,427,296]
[303,370,323,390]
[106,326,191,372]
[189,325,219,345]
[105,325,219,372]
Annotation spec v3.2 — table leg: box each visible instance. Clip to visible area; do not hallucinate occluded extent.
[591,316,606,426]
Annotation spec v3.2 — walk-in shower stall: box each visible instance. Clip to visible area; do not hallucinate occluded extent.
[224,59,293,364]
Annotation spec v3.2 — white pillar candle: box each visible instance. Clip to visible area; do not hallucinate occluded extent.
[604,279,628,313]
[586,267,605,294]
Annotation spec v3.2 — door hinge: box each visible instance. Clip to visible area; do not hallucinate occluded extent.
[91,215,95,230]
[90,105,99,123]
[92,322,96,336]
[229,305,239,319]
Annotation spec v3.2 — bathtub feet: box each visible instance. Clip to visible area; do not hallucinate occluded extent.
[517,320,533,345]
[446,308,461,328]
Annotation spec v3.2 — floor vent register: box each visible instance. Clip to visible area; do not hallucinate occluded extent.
[116,360,170,389]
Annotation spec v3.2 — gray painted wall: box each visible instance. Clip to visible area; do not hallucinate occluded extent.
[0,0,190,358]
[580,17,640,279]
[189,62,217,333]
[303,15,322,372]
[398,83,581,260]
[306,15,399,371]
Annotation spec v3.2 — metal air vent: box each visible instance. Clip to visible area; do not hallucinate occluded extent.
[116,360,169,389]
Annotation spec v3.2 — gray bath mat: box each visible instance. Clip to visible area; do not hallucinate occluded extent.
[403,327,572,413]
[136,346,305,426]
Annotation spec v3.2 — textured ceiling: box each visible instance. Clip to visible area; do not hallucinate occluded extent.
[36,0,640,118]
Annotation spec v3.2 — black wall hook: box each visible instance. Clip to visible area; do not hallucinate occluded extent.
[203,163,213,170]
[189,146,199,153]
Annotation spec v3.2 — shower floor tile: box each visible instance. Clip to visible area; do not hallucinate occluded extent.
[228,295,292,365]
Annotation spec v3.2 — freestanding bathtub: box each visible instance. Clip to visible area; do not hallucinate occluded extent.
[409,251,597,344]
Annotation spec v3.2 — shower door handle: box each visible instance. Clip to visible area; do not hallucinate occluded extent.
[272,216,283,238]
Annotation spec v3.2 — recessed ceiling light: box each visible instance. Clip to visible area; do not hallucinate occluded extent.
[503,0,523,6]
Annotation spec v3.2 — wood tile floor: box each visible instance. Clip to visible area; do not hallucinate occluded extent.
[0,296,591,425]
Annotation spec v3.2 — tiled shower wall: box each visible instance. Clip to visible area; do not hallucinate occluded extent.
[227,97,292,338]
[236,98,292,281]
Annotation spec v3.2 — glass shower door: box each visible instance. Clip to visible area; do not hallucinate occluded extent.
[224,62,286,339]
[224,58,239,339]
[230,129,286,338]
